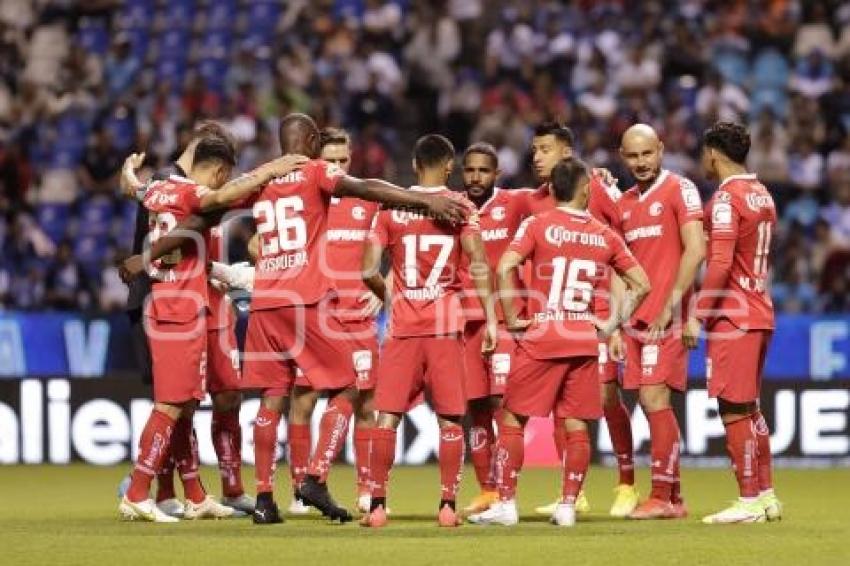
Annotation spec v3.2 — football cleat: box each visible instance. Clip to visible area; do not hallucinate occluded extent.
[535,490,589,516]
[359,505,388,528]
[609,484,640,518]
[438,504,462,527]
[702,500,767,524]
[463,490,499,514]
[253,496,284,525]
[467,500,519,526]
[629,498,686,520]
[759,491,783,521]
[183,496,236,520]
[357,492,371,514]
[299,476,353,523]
[550,503,576,527]
[222,494,255,516]
[288,496,311,515]
[156,498,185,518]
[119,496,179,523]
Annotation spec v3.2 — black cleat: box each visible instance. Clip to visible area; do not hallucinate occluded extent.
[299,476,353,523]
[252,494,283,525]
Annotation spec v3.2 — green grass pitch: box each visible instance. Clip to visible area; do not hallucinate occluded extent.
[0,464,847,565]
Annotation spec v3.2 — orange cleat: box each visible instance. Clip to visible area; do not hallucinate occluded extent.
[463,490,499,514]
[438,504,462,527]
[628,498,685,520]
[360,505,388,528]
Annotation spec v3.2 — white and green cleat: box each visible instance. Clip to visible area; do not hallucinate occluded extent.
[119,496,179,523]
[702,500,766,524]
[184,496,236,520]
[468,500,519,526]
[758,491,783,521]
[535,491,589,516]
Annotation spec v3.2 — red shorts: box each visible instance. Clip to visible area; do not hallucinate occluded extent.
[291,318,379,392]
[146,316,207,404]
[242,304,356,396]
[622,327,688,392]
[207,325,241,393]
[598,341,619,384]
[503,345,601,420]
[375,334,467,417]
[463,320,515,400]
[706,319,772,403]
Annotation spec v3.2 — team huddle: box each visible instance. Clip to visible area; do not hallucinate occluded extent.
[116,112,782,528]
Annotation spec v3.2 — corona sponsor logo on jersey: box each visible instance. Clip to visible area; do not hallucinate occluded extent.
[544,225,607,248]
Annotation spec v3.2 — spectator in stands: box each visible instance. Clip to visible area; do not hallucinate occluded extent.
[44,241,94,310]
[78,128,122,194]
[789,137,825,192]
[790,49,835,99]
[821,180,850,248]
[103,34,140,100]
[827,135,850,183]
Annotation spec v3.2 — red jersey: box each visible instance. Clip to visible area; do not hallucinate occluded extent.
[370,186,479,337]
[619,170,704,326]
[248,159,345,310]
[460,187,535,321]
[142,175,210,323]
[508,206,638,359]
[206,222,236,330]
[702,174,777,330]
[325,195,380,321]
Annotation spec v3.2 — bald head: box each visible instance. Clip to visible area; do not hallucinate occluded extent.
[278,113,320,157]
[620,123,664,186]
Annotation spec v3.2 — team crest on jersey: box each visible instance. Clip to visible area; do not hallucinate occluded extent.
[352,205,366,220]
[491,206,506,221]
[326,162,344,178]
[649,202,663,216]
[715,191,731,203]
[680,178,702,210]
[712,202,732,226]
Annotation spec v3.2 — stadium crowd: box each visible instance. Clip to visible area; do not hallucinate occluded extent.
[0,0,849,312]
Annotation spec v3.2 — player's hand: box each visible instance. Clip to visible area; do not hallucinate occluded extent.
[426,195,468,224]
[261,154,309,180]
[608,329,626,362]
[592,167,618,187]
[482,322,499,354]
[505,317,532,333]
[118,254,145,284]
[683,316,701,350]
[358,291,383,318]
[646,304,673,343]
[120,152,146,198]
[592,314,619,338]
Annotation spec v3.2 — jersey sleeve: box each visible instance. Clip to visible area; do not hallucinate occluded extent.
[508,216,536,259]
[606,227,639,275]
[673,176,704,225]
[708,191,740,241]
[313,160,346,195]
[369,210,390,247]
[588,177,623,234]
[185,184,212,214]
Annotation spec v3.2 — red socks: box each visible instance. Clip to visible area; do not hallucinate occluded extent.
[307,395,354,482]
[155,454,176,502]
[495,424,524,501]
[354,425,372,495]
[288,423,311,490]
[439,424,465,502]
[751,410,773,492]
[604,401,635,486]
[253,405,282,494]
[127,409,176,502]
[469,405,497,491]
[724,417,759,498]
[171,416,206,504]
[561,429,591,504]
[212,409,243,498]
[552,417,566,465]
[647,408,681,502]
[368,427,397,499]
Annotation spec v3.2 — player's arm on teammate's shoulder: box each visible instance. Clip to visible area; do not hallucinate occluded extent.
[333,176,468,224]
[461,231,498,353]
[198,154,309,211]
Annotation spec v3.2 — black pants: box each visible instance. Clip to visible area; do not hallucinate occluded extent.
[127,307,153,385]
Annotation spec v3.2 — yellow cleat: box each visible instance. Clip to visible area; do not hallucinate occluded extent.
[758,491,783,521]
[463,490,499,514]
[609,484,640,518]
[534,491,590,516]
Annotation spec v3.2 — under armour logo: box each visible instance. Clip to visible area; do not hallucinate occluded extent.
[256,417,273,427]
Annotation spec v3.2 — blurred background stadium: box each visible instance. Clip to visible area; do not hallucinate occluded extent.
[0,1,848,468]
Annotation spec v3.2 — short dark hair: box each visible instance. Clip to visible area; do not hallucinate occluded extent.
[320,127,351,148]
[413,134,455,169]
[462,142,499,168]
[550,157,590,202]
[193,120,229,140]
[703,122,751,164]
[192,135,237,167]
[533,121,575,147]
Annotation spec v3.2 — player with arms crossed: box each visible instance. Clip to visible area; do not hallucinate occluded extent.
[697,122,782,524]
[240,115,470,524]
[469,157,650,527]
[617,124,706,519]
[527,122,639,518]
[360,134,499,528]
[458,142,537,514]
[118,138,303,522]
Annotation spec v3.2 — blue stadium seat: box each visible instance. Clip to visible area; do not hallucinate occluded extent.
[713,47,749,86]
[753,49,790,91]
[103,114,136,153]
[123,28,150,61]
[116,2,155,30]
[73,235,109,274]
[751,89,788,120]
[247,2,281,32]
[77,196,117,238]
[162,0,196,28]
[78,23,109,55]
[37,204,71,244]
[155,58,188,85]
[155,30,191,61]
[198,30,233,57]
[206,1,237,30]
[198,58,229,92]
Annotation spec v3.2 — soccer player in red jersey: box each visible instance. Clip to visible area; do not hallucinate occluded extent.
[697,122,782,523]
[240,115,470,524]
[360,134,498,528]
[458,142,536,514]
[526,123,638,517]
[284,128,384,515]
[468,157,650,527]
[617,124,706,519]
[118,137,303,522]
